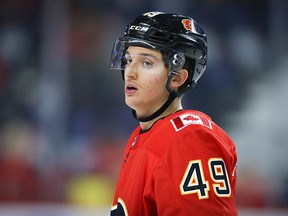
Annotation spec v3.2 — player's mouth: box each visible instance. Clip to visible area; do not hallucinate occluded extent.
[125,83,138,95]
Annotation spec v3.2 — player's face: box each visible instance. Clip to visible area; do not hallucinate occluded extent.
[123,46,170,117]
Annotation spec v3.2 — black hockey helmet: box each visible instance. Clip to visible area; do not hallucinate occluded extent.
[111,11,207,96]
[110,12,208,122]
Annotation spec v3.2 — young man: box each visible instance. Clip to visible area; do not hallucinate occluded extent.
[110,12,238,215]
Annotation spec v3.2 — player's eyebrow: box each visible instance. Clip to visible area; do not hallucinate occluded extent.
[125,50,161,61]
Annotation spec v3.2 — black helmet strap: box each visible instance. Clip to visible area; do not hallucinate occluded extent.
[132,91,177,122]
[131,74,178,122]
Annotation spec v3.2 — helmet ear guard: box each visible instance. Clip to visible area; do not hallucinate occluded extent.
[166,52,186,75]
[165,46,206,96]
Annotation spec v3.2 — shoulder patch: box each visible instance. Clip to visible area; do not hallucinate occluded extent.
[171,114,212,132]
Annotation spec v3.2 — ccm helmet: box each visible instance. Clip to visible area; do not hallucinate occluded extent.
[110,12,207,122]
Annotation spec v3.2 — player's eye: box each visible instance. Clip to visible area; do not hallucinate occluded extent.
[143,60,153,68]
[123,56,132,68]
[126,58,132,65]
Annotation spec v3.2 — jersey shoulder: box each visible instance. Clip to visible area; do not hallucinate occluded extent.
[142,110,214,156]
[170,110,233,144]
[165,110,236,154]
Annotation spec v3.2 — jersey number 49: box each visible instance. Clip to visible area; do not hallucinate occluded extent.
[180,158,231,199]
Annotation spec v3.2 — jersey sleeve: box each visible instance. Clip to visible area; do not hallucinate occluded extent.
[143,125,238,215]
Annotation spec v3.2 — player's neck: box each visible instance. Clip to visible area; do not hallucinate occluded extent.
[139,100,183,131]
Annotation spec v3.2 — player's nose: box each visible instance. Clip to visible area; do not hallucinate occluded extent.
[124,64,138,80]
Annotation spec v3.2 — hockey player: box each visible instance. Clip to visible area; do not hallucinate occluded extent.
[110,11,238,215]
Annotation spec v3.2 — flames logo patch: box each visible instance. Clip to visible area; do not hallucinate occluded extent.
[182,19,193,31]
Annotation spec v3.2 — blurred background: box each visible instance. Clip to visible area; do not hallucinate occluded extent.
[0,0,288,215]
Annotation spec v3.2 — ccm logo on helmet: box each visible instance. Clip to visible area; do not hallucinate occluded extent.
[129,25,149,32]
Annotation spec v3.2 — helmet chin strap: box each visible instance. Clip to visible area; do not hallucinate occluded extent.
[132,91,177,122]
[131,74,178,122]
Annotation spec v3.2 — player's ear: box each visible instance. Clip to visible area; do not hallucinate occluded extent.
[170,69,189,89]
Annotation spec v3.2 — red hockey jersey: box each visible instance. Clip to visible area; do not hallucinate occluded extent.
[111,110,238,216]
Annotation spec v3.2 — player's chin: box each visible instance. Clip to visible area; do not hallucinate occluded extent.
[125,97,140,109]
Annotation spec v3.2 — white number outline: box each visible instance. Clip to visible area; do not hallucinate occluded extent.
[180,158,232,199]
